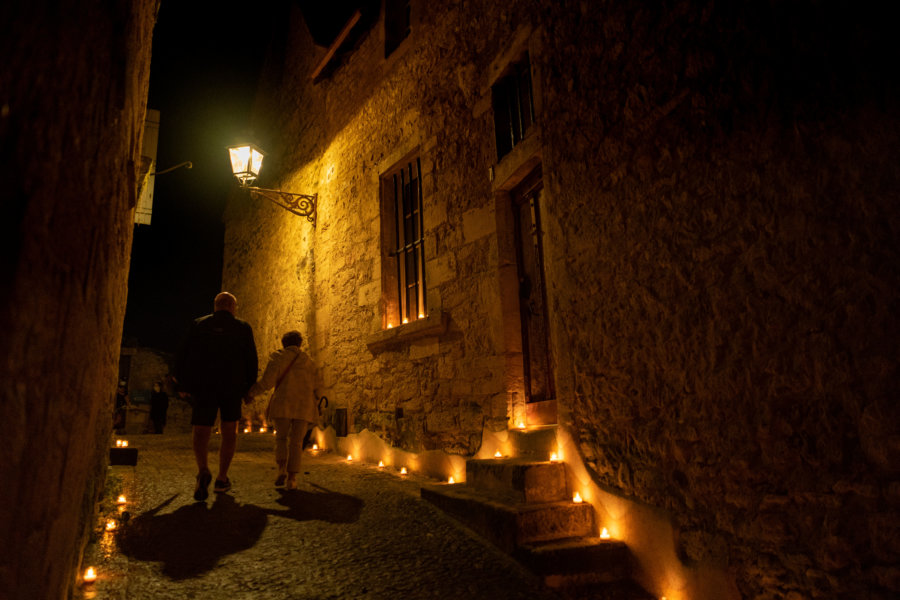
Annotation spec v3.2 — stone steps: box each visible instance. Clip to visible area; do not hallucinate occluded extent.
[421,437,651,598]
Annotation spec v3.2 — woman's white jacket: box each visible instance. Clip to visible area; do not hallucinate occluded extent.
[249,345,318,422]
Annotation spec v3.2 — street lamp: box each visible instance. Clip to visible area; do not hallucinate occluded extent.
[227,143,317,224]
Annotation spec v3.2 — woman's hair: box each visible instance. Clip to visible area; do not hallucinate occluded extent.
[281,330,303,348]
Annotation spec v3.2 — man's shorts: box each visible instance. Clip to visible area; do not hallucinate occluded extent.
[190,396,242,426]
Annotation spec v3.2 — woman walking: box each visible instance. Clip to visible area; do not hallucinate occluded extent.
[248,330,318,489]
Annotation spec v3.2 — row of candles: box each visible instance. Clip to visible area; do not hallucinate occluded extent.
[83,493,129,584]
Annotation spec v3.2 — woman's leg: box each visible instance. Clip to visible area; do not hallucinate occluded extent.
[285,420,310,488]
[274,418,290,485]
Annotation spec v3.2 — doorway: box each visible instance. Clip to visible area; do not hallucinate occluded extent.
[510,169,556,417]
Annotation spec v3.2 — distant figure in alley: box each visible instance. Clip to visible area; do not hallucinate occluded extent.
[248,330,319,490]
[176,291,258,501]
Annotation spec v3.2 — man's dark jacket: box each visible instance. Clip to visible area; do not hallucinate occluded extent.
[176,311,258,401]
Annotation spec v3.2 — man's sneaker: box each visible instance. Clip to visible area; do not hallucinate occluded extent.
[214,478,232,493]
[194,470,212,502]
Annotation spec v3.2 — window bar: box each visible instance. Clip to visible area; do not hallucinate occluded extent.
[415,157,426,318]
[394,171,406,323]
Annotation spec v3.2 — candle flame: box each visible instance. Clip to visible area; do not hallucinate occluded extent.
[600,527,610,539]
[550,452,558,462]
[116,495,126,505]
[400,467,407,474]
[84,567,97,583]
[387,323,393,329]
[115,440,122,447]
[418,313,424,319]
[105,520,116,531]
[494,451,502,458]
[378,461,384,467]
[573,492,583,503]
[243,427,250,433]
[517,422,525,429]
[122,440,128,447]
[402,318,409,324]
[448,477,455,484]
[347,455,352,461]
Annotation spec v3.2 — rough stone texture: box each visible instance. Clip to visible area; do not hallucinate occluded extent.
[0,2,158,598]
[222,2,900,598]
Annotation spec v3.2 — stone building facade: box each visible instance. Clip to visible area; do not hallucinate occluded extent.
[0,2,158,598]
[223,2,900,598]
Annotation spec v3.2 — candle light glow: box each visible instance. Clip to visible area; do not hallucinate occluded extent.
[116,495,126,505]
[105,520,117,531]
[494,451,502,458]
[400,467,407,474]
[550,452,559,462]
[600,527,610,539]
[83,567,97,583]
[573,492,583,503]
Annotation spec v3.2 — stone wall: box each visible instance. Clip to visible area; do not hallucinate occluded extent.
[0,2,157,598]
[223,1,899,598]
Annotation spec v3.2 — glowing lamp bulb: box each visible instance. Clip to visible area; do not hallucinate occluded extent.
[600,527,610,539]
[573,492,583,503]
[83,567,97,583]
[378,461,384,467]
[116,495,126,505]
[494,451,502,458]
[448,477,455,484]
[400,467,407,475]
[105,520,117,531]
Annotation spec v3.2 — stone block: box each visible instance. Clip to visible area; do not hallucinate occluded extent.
[462,204,496,243]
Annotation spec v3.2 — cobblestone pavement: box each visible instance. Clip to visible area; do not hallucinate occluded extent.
[76,433,563,600]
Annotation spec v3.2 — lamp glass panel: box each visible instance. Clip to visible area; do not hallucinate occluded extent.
[250,148,264,176]
[229,146,251,178]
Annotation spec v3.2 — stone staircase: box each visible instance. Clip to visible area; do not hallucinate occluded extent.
[420,427,653,599]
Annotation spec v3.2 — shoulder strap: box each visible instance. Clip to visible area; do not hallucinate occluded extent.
[274,351,301,390]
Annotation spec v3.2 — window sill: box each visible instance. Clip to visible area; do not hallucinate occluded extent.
[365,311,448,354]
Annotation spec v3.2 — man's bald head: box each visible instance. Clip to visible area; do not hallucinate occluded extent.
[214,292,237,314]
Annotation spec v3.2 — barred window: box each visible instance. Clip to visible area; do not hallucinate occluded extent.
[492,52,535,161]
[381,156,426,328]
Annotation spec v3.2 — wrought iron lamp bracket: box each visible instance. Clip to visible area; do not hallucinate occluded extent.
[246,186,317,224]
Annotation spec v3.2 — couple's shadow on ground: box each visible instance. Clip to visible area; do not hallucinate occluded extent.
[118,485,363,579]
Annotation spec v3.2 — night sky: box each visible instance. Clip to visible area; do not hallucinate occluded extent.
[123,1,286,352]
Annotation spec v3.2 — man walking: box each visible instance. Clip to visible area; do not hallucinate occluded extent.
[176,292,258,501]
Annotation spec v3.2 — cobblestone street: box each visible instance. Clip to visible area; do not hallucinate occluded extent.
[76,433,562,600]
